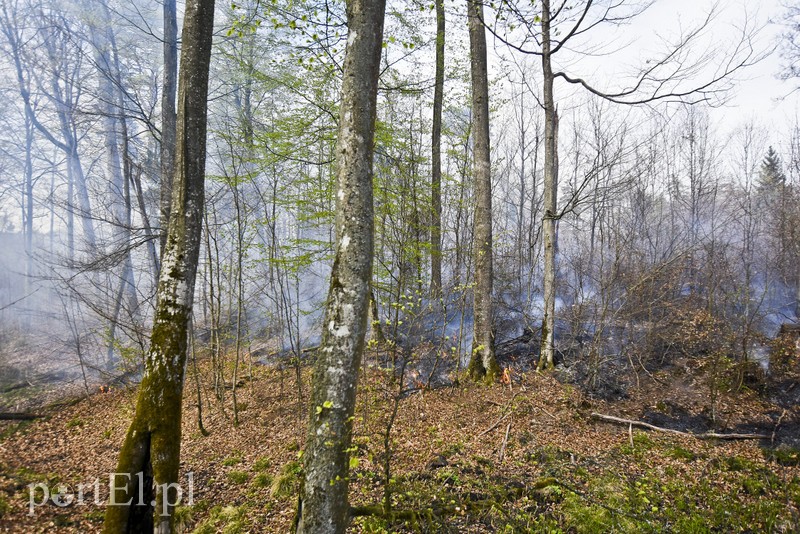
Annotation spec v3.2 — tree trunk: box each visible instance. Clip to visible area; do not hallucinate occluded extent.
[91,2,139,368]
[103,0,215,530]
[539,0,558,371]
[466,0,499,382]
[160,0,178,259]
[294,0,385,531]
[430,0,445,298]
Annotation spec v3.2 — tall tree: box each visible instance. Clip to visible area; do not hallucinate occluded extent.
[430,0,445,297]
[294,0,386,529]
[538,0,558,370]
[0,0,35,282]
[488,0,761,369]
[759,146,786,189]
[160,0,178,258]
[103,0,215,530]
[466,0,499,381]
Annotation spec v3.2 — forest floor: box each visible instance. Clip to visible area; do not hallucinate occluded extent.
[0,348,799,533]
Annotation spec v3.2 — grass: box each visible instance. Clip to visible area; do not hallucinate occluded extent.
[222,454,243,467]
[66,417,84,429]
[253,456,271,471]
[226,470,250,484]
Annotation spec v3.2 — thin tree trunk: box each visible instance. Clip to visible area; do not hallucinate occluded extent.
[160,0,178,258]
[104,0,215,530]
[539,0,558,371]
[294,0,385,530]
[430,0,444,298]
[466,0,499,382]
[131,162,160,278]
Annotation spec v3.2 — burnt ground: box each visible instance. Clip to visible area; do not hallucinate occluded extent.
[1,336,799,533]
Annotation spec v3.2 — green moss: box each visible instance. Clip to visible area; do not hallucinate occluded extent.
[764,446,800,466]
[722,456,750,472]
[666,446,697,461]
[618,431,655,458]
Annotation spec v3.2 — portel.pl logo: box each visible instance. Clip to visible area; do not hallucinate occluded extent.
[27,472,194,516]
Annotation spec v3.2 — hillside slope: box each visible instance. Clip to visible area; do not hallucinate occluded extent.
[1,359,798,532]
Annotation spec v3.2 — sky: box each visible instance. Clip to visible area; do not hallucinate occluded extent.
[487,0,800,147]
[599,0,798,139]
[649,0,799,137]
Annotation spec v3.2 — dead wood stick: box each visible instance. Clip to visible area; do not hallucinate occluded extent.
[0,412,42,421]
[498,421,512,462]
[771,409,788,445]
[478,412,510,437]
[477,393,520,438]
[591,413,768,440]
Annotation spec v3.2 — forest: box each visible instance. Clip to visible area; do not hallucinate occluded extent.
[1,0,800,531]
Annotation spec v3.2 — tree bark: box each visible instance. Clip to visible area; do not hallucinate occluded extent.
[294,0,385,531]
[90,0,139,369]
[539,0,558,371]
[103,0,215,530]
[160,0,178,259]
[466,0,499,382]
[430,0,445,298]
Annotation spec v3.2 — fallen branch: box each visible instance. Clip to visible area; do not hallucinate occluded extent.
[478,413,509,437]
[477,393,519,438]
[771,409,788,445]
[591,413,768,440]
[498,421,511,462]
[0,412,43,421]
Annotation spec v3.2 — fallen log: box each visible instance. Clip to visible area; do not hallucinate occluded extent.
[0,412,43,421]
[591,412,768,440]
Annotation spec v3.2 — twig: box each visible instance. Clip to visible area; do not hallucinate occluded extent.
[540,407,558,420]
[477,393,520,437]
[499,421,511,462]
[592,412,768,440]
[772,409,788,446]
[478,413,510,437]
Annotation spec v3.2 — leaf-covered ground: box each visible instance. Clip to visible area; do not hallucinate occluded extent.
[0,354,799,533]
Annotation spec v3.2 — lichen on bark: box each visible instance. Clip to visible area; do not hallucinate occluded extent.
[103,0,214,530]
[294,0,386,531]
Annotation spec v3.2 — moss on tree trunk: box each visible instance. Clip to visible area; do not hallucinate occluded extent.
[294,0,386,531]
[103,0,214,530]
[466,0,498,383]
